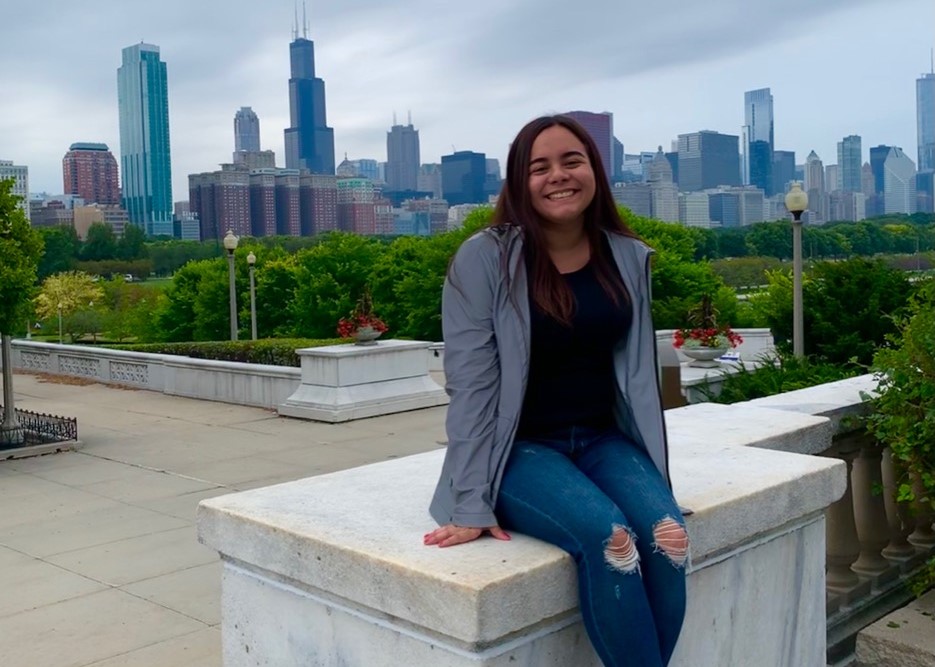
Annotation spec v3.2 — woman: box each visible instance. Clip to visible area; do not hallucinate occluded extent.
[424,115,689,667]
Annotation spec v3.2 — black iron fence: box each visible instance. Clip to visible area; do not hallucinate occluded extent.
[0,405,78,449]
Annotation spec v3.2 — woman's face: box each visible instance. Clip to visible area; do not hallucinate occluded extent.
[527,125,596,229]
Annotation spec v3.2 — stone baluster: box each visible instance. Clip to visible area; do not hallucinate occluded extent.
[849,441,891,577]
[824,441,861,593]
[880,448,917,561]
[908,476,935,549]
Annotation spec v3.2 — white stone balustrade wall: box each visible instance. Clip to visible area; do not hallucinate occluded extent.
[2,340,300,410]
[738,377,935,661]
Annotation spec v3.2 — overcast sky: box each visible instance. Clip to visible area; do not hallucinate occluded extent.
[2,0,932,199]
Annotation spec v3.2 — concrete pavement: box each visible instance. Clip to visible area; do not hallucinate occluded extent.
[0,371,447,667]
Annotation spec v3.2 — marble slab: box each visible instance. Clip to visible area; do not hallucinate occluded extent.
[201,457,832,666]
[198,427,845,647]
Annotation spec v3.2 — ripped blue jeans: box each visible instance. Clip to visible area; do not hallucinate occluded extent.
[495,426,688,667]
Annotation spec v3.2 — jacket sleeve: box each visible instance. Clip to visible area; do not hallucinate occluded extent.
[441,234,502,528]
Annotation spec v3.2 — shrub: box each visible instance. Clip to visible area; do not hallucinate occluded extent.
[750,258,913,365]
[866,278,935,595]
[110,338,345,367]
[699,353,860,404]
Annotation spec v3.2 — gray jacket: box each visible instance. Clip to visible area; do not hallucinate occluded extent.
[429,225,669,528]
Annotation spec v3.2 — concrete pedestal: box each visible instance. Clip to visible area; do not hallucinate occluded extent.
[277,340,448,423]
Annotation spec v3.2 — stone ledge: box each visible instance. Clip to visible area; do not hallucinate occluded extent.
[738,375,878,435]
[198,436,845,647]
[855,589,935,667]
[665,402,835,455]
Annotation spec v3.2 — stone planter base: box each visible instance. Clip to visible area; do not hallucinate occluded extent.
[681,346,728,368]
[277,340,448,423]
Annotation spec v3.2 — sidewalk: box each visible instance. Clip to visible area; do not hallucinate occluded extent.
[0,371,447,667]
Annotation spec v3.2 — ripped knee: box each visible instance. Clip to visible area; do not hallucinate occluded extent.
[604,524,640,574]
[653,517,689,568]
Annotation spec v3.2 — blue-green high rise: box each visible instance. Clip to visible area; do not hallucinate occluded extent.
[118,43,173,236]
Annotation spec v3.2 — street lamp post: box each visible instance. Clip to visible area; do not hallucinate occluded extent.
[784,182,809,359]
[1,333,23,445]
[223,230,239,341]
[57,302,63,345]
[247,251,257,341]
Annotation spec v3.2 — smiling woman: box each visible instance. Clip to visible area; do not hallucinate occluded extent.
[425,115,689,667]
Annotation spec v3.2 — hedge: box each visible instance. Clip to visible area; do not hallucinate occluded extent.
[110,338,346,367]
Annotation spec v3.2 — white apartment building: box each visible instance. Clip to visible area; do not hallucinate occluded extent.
[0,160,30,220]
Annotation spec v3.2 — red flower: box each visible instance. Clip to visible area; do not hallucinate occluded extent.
[672,325,743,349]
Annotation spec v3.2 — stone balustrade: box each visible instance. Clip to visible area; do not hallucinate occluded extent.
[735,377,935,663]
[3,340,300,410]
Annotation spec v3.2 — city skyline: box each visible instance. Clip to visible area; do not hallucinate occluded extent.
[1,0,931,199]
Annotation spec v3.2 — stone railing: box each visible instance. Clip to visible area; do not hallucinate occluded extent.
[3,340,300,410]
[733,377,935,663]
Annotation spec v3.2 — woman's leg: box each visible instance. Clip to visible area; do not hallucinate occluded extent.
[574,431,688,664]
[496,438,666,667]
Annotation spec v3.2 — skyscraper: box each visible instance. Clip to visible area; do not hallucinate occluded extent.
[837,135,862,192]
[234,107,261,152]
[805,150,827,221]
[118,43,172,236]
[117,43,172,236]
[917,69,935,172]
[62,143,120,205]
[647,147,678,222]
[883,147,917,214]
[743,88,774,195]
[868,145,893,217]
[772,150,795,195]
[441,151,487,205]
[676,131,741,192]
[386,117,420,192]
[564,111,613,181]
[284,16,335,174]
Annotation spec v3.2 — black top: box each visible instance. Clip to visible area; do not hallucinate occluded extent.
[516,251,632,438]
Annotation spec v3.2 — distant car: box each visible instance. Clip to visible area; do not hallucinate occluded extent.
[124,274,134,282]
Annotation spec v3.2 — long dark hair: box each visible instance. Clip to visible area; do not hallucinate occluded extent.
[491,114,637,325]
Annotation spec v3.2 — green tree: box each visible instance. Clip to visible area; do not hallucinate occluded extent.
[100,278,152,342]
[117,223,148,261]
[290,233,386,338]
[622,212,740,329]
[713,228,750,259]
[744,221,793,260]
[250,255,299,338]
[710,257,782,289]
[752,258,912,365]
[0,178,44,442]
[147,239,219,276]
[80,222,118,262]
[37,225,80,279]
[35,272,105,330]
[153,259,221,341]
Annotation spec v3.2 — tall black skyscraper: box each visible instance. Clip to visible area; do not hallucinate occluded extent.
[441,151,487,205]
[284,14,335,174]
[677,131,741,193]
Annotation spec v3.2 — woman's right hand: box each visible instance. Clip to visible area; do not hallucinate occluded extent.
[423,524,511,548]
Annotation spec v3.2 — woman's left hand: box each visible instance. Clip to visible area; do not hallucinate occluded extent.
[423,524,511,548]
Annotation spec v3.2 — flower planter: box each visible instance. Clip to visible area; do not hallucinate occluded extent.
[353,326,382,346]
[681,346,728,368]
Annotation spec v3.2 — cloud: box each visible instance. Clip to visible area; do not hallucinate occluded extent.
[1,0,930,199]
